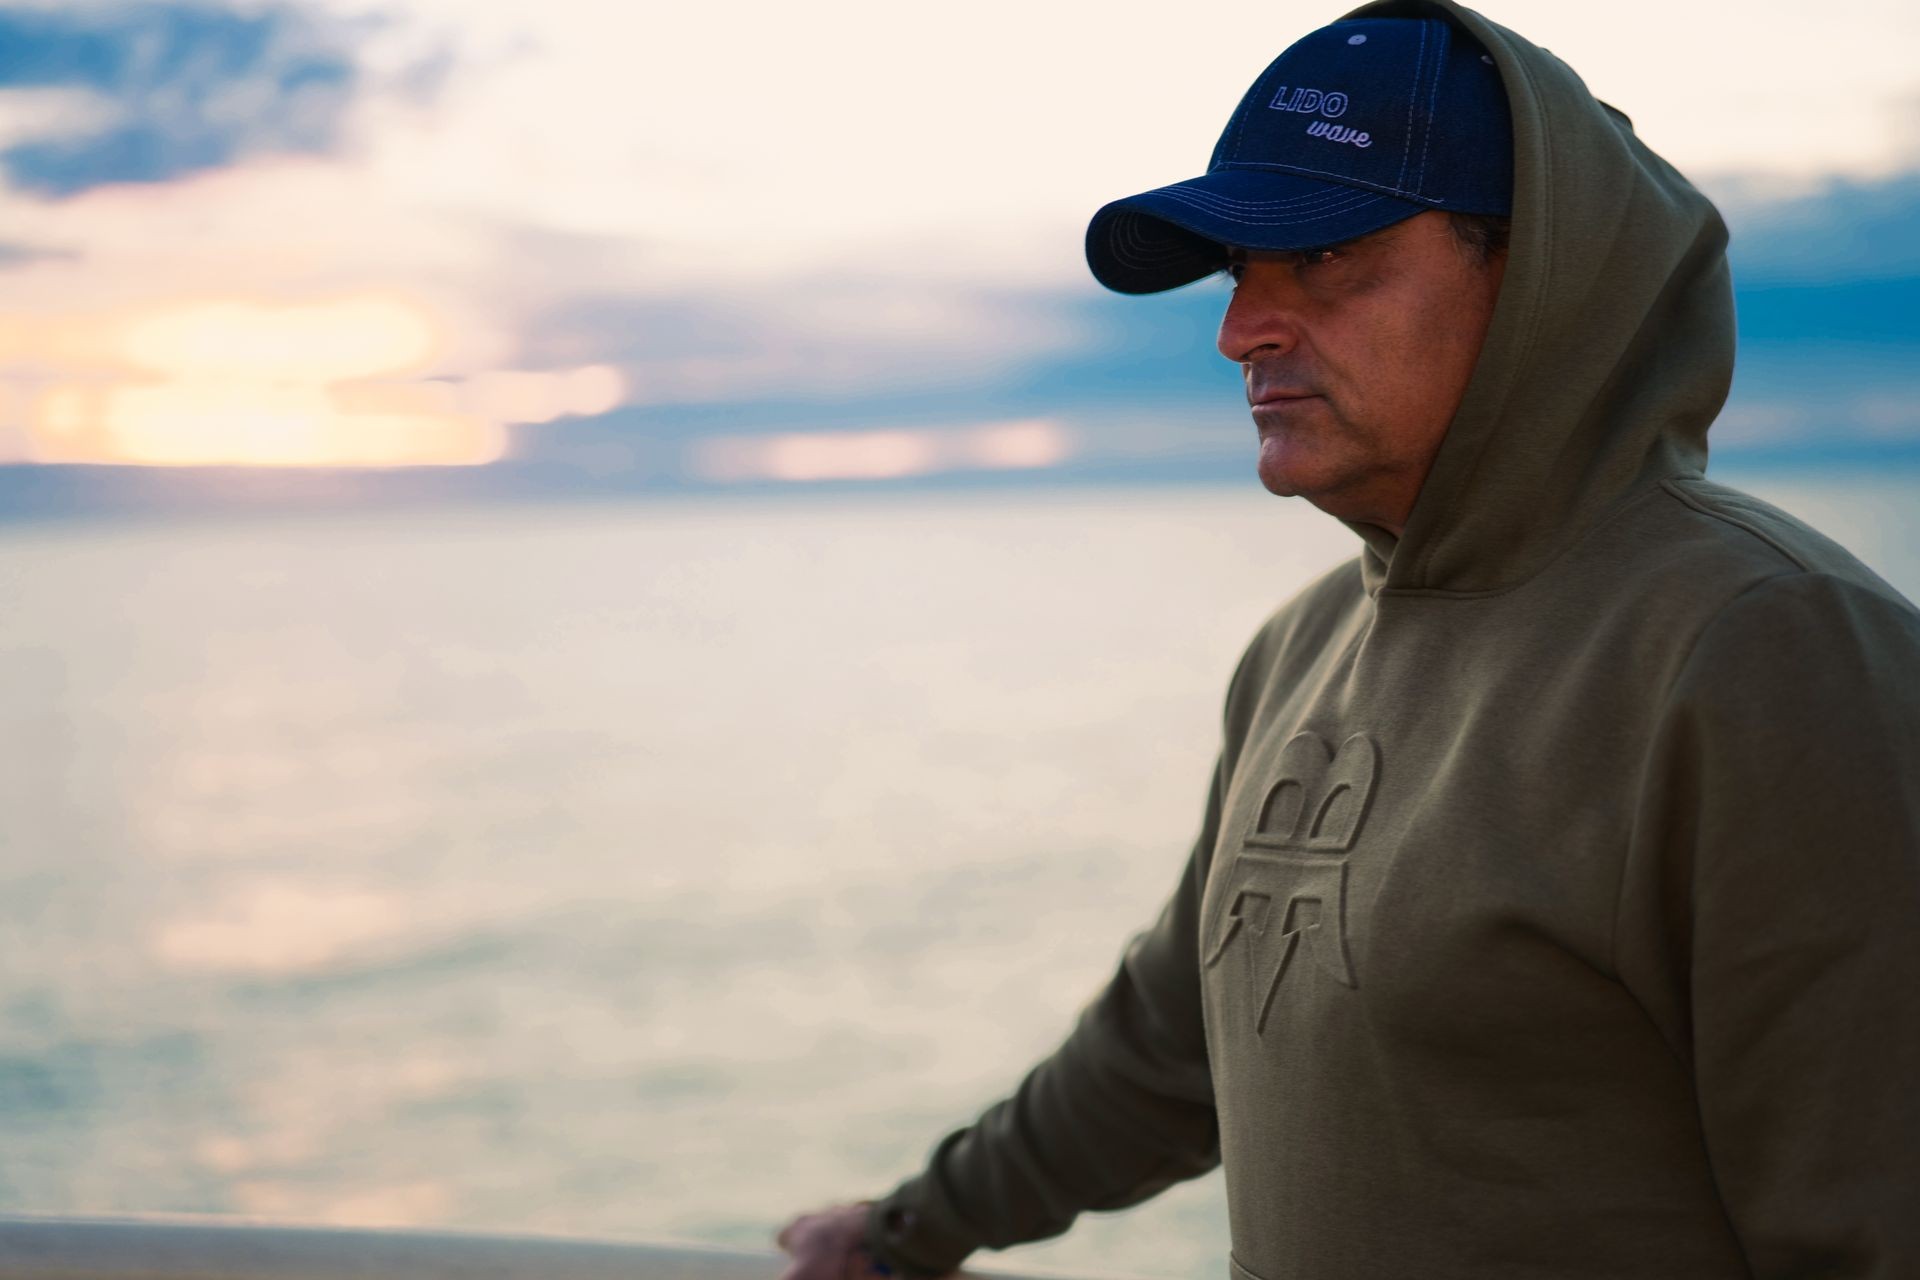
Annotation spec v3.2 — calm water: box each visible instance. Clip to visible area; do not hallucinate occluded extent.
[1,476,1916,1279]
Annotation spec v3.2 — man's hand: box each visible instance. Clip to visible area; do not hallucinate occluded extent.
[775,1201,909,1280]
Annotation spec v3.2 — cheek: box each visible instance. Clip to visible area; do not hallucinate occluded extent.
[1312,311,1424,422]
[1391,290,1489,416]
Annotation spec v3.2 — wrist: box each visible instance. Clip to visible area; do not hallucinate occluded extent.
[861,1199,929,1279]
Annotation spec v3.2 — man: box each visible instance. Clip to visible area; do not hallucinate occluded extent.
[778,0,1920,1276]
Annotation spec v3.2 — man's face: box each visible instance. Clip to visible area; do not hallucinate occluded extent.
[1216,210,1506,534]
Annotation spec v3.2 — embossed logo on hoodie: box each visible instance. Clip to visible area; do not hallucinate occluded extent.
[1206,731,1378,1032]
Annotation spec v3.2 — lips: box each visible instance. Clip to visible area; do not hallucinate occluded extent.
[1248,380,1320,405]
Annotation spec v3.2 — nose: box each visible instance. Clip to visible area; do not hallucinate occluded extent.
[1215,259,1306,364]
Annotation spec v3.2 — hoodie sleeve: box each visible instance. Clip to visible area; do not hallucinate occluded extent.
[1628,570,1920,1279]
[862,758,1226,1278]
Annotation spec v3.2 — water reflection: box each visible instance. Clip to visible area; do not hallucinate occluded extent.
[0,481,1914,1277]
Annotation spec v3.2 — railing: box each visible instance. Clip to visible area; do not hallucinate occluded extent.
[0,1214,1074,1280]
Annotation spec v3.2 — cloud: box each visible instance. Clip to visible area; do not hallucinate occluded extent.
[1716,165,1920,286]
[1695,161,1920,459]
[505,163,1920,480]
[0,0,1912,485]
[0,239,76,268]
[514,274,1102,409]
[0,3,369,196]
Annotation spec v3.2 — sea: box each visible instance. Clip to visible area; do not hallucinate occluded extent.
[1,474,1916,1280]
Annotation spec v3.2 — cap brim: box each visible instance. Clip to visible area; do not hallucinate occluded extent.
[1085,168,1429,294]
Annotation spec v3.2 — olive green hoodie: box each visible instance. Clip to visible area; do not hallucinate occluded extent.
[863,2,1920,1277]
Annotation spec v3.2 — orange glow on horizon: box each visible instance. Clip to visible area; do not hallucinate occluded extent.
[9,295,625,468]
[98,381,504,468]
[691,418,1073,484]
[122,297,437,381]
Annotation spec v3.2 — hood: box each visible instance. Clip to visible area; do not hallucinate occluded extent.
[1339,0,1736,597]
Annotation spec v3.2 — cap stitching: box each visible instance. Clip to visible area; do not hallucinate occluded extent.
[1107,216,1217,267]
[1109,246,1205,270]
[1110,246,1203,270]
[1143,183,1390,212]
[1157,180,1384,208]
[1109,221,1203,267]
[1215,160,1434,201]
[1394,21,1429,194]
[1145,200,1384,228]
[1141,188,1387,226]
[1120,215,1207,256]
[1223,64,1276,166]
[1413,22,1449,195]
[1145,187,1385,218]
[1108,236,1200,270]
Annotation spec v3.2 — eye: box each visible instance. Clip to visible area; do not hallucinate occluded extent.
[1222,245,1344,285]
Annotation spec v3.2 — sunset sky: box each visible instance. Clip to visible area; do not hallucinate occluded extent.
[1,0,1917,478]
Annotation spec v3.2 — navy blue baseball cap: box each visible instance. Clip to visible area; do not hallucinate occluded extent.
[1085,16,1513,294]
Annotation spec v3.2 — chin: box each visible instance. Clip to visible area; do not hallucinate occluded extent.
[1255,448,1331,500]
[1256,468,1305,499]
[1255,453,1379,523]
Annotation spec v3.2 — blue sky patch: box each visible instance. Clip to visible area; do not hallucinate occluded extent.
[0,3,361,196]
